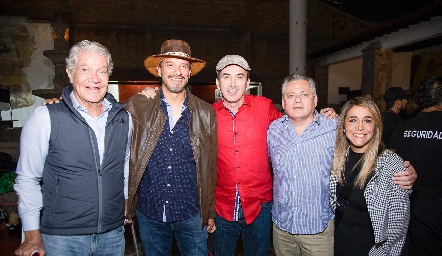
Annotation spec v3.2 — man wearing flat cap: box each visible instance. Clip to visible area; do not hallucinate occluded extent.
[125,39,217,256]
[382,86,407,147]
[211,55,282,255]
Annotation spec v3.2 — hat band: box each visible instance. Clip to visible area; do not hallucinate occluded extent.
[163,51,191,58]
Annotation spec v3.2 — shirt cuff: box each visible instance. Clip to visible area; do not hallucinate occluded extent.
[21,215,40,232]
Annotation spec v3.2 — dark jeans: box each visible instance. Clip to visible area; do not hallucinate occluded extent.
[214,201,272,256]
[136,210,208,256]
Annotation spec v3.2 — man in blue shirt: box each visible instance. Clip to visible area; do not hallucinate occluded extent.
[268,73,417,255]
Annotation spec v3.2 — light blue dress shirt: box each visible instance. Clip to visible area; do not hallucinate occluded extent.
[14,92,132,231]
[268,111,338,234]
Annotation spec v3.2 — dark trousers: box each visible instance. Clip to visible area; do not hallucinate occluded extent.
[334,221,375,255]
[408,198,442,255]
[214,201,272,256]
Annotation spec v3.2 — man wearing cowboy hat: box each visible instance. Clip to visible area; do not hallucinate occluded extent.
[124,39,217,256]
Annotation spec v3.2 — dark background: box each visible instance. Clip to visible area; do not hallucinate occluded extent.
[320,0,436,22]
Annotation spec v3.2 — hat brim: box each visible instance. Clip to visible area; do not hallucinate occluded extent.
[144,54,206,77]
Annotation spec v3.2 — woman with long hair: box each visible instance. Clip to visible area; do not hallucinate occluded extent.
[330,96,410,255]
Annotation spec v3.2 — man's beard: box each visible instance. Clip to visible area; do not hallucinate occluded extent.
[162,75,187,93]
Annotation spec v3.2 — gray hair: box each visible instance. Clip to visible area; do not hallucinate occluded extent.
[281,73,316,96]
[65,40,114,76]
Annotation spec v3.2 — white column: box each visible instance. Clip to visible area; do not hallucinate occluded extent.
[289,0,307,74]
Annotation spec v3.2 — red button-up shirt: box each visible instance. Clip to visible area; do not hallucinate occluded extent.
[212,95,282,224]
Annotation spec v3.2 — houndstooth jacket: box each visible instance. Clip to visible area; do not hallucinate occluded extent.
[330,149,411,256]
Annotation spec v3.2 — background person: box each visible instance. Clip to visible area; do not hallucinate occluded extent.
[14,40,131,256]
[330,96,410,255]
[382,87,407,147]
[391,76,442,255]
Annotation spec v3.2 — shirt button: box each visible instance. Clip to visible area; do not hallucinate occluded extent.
[235,149,239,152]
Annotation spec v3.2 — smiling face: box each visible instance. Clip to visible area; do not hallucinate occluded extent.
[282,79,317,123]
[216,65,250,110]
[344,105,376,153]
[67,51,109,106]
[157,57,191,94]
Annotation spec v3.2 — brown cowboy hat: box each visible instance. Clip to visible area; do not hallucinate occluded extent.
[144,39,206,77]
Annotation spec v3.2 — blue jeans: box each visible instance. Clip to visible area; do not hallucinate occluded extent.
[136,209,208,256]
[41,226,125,256]
[215,201,272,256]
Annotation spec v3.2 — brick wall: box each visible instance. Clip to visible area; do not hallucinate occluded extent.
[0,0,372,103]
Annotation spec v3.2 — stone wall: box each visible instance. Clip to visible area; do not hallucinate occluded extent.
[0,16,54,109]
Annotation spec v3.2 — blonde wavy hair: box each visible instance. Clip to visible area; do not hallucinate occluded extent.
[332,96,384,188]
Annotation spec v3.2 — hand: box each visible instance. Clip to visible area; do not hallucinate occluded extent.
[138,87,158,99]
[42,97,62,106]
[15,230,45,256]
[319,107,338,119]
[206,218,216,233]
[392,161,417,190]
